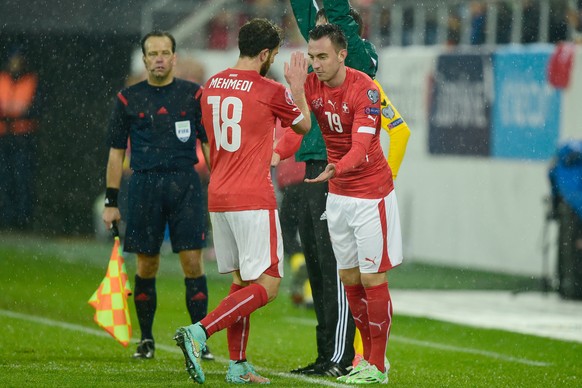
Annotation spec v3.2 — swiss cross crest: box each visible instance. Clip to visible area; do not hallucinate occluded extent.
[342,102,349,114]
[311,98,323,110]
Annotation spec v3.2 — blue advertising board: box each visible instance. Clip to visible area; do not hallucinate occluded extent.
[492,46,560,160]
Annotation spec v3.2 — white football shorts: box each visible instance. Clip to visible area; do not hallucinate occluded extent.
[209,209,284,281]
[326,190,403,273]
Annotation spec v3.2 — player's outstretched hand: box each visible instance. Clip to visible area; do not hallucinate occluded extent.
[305,164,336,183]
[284,51,308,90]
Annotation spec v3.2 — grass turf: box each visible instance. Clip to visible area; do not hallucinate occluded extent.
[0,234,580,387]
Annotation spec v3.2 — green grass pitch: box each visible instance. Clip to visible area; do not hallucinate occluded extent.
[0,234,580,387]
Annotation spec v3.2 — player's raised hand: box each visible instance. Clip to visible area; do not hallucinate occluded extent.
[305,163,336,183]
[284,51,312,135]
[284,51,308,90]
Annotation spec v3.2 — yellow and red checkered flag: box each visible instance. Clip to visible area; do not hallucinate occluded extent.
[88,229,132,347]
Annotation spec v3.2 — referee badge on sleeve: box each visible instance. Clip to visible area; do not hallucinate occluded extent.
[175,120,191,142]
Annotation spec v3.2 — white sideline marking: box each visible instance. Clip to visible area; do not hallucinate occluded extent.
[390,336,550,367]
[0,309,345,387]
[286,317,550,367]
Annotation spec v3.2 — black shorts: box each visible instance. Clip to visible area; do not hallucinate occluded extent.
[124,169,207,255]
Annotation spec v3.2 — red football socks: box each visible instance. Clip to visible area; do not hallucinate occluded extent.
[344,283,371,360]
[226,283,251,361]
[365,282,392,372]
[201,283,267,337]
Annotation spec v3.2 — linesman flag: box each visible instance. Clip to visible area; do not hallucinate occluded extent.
[88,231,132,347]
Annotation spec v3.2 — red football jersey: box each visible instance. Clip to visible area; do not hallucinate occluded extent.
[202,68,304,211]
[305,67,393,199]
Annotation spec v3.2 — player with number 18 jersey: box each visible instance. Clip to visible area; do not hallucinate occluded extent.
[201,69,305,212]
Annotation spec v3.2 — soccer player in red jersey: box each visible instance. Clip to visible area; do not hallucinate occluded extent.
[173,18,311,384]
[303,24,403,384]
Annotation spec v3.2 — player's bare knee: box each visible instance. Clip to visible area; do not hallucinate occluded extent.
[360,272,387,288]
[339,267,361,286]
[266,287,279,302]
[256,275,281,302]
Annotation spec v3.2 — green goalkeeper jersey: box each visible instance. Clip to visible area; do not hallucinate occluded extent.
[290,0,379,162]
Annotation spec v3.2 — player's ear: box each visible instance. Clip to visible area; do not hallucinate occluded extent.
[259,48,270,62]
[338,48,347,63]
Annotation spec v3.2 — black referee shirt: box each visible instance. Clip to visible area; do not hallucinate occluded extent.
[107,78,207,172]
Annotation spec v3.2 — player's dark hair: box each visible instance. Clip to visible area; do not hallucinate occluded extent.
[309,23,347,52]
[238,18,282,58]
[315,7,364,37]
[141,30,176,55]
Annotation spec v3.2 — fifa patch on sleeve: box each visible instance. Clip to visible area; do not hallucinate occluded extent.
[367,89,380,104]
[364,107,380,115]
[382,105,395,120]
[388,118,404,129]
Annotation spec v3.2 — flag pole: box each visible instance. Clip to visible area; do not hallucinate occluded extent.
[111,220,119,239]
[88,219,133,347]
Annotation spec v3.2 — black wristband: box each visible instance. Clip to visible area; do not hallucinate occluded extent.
[105,188,119,208]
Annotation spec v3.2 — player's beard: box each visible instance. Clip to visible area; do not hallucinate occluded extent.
[259,52,273,76]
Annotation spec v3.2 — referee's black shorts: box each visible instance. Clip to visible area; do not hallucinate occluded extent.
[124,169,207,255]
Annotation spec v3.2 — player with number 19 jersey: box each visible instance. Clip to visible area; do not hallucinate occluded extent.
[201,68,305,212]
[305,67,393,199]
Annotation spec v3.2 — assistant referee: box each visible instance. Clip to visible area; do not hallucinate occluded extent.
[102,30,213,361]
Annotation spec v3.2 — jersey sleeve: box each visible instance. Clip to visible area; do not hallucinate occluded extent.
[325,0,377,78]
[373,79,410,179]
[106,93,130,149]
[193,86,208,143]
[270,85,305,129]
[290,0,318,42]
[274,126,303,160]
[334,81,381,177]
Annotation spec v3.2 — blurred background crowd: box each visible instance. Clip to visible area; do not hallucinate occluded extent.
[143,0,582,49]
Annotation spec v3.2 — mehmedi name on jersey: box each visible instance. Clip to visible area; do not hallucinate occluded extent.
[208,76,253,92]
